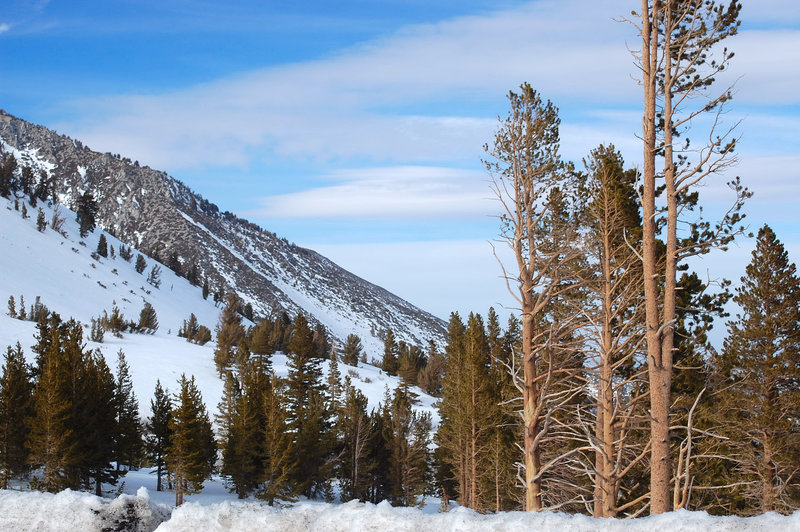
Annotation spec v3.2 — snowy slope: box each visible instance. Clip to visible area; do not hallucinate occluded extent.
[0,195,439,427]
[0,112,447,357]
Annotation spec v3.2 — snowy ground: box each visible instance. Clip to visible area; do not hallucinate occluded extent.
[1,482,799,532]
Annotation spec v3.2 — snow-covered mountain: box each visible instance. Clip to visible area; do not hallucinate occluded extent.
[0,110,446,354]
[0,194,440,426]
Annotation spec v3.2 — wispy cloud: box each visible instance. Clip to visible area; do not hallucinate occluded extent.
[0,23,11,35]
[249,166,492,220]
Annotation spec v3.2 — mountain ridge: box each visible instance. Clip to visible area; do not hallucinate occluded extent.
[0,109,446,352]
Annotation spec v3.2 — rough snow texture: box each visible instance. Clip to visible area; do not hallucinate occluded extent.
[0,110,446,355]
[0,488,170,532]
[1,489,798,532]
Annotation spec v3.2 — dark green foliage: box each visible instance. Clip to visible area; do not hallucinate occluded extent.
[342,334,363,366]
[167,374,217,506]
[135,254,147,274]
[435,311,520,511]
[166,252,182,277]
[119,245,133,262]
[0,150,18,198]
[75,191,98,238]
[258,375,297,505]
[114,351,144,472]
[386,385,431,507]
[138,302,159,333]
[27,314,119,494]
[147,264,162,288]
[382,329,399,376]
[337,378,374,502]
[194,326,212,346]
[96,234,108,258]
[145,380,172,492]
[284,313,333,498]
[0,343,33,488]
[20,202,27,219]
[36,208,46,232]
[713,226,800,514]
[7,296,15,319]
[215,294,246,374]
[202,278,209,300]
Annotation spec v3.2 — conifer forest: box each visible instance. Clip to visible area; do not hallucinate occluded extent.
[3,0,800,524]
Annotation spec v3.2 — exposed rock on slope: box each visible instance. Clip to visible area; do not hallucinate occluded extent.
[0,110,445,350]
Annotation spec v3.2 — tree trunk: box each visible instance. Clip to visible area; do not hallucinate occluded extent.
[522,311,542,511]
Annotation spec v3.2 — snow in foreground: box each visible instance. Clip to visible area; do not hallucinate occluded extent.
[1,488,799,532]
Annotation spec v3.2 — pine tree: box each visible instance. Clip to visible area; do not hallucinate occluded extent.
[167,374,217,506]
[138,302,159,333]
[114,350,144,471]
[26,316,83,492]
[81,351,118,496]
[36,208,46,232]
[382,329,399,376]
[135,254,147,274]
[0,343,33,488]
[147,264,162,288]
[714,226,800,514]
[283,313,334,498]
[338,378,374,502]
[75,191,98,238]
[387,385,431,506]
[342,334,363,366]
[145,380,172,492]
[258,374,297,505]
[327,347,342,412]
[202,278,209,300]
[214,294,245,374]
[7,296,15,318]
[96,234,108,258]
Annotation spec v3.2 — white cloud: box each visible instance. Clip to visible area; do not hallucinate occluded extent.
[60,0,636,170]
[249,166,493,220]
[0,23,11,34]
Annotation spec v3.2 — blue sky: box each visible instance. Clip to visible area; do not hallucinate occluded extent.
[1,1,799,326]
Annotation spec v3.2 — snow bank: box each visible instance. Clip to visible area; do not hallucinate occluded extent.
[0,487,170,532]
[156,499,800,532]
[2,489,800,531]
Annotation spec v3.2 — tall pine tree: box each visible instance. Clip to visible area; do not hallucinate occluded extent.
[714,226,800,514]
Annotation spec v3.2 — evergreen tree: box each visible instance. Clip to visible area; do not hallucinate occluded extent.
[258,375,297,505]
[81,351,118,496]
[178,313,200,340]
[327,347,342,412]
[202,278,209,300]
[285,313,333,498]
[167,374,217,505]
[138,302,159,333]
[338,378,374,502]
[387,385,431,506]
[342,334,364,366]
[0,343,33,488]
[36,208,46,232]
[382,329,399,376]
[96,234,108,258]
[147,265,162,288]
[714,226,800,514]
[214,294,245,374]
[7,296,15,318]
[114,351,144,471]
[75,191,98,238]
[145,380,172,492]
[135,254,147,274]
[249,319,273,356]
